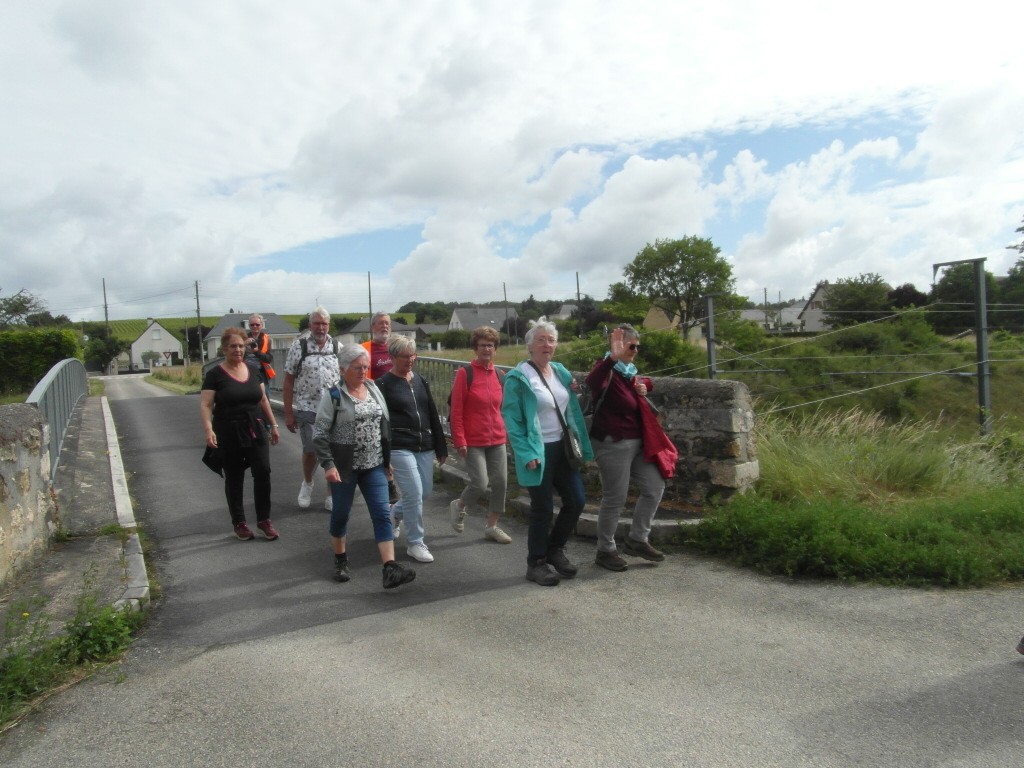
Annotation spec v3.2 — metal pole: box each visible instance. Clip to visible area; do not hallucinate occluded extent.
[705,295,717,380]
[974,259,992,434]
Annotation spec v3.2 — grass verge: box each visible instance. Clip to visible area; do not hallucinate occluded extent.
[678,408,1024,587]
[0,575,143,732]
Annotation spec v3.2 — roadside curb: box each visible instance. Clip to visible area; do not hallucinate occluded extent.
[100,397,150,613]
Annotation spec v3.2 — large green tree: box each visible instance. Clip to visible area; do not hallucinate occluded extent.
[822,273,893,328]
[622,236,736,335]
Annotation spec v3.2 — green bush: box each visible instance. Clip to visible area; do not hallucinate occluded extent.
[0,328,80,394]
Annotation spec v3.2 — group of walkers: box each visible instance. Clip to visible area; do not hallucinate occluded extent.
[200,308,674,589]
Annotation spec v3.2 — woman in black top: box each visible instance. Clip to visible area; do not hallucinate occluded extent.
[200,326,280,540]
[376,335,447,564]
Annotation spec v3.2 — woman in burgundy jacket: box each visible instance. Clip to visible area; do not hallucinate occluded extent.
[586,324,667,572]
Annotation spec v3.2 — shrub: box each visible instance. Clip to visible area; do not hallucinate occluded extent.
[0,328,80,394]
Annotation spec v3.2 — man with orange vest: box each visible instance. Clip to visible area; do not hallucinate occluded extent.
[245,313,276,387]
[360,311,394,379]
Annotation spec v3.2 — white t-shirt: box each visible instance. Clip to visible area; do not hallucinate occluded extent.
[521,362,570,443]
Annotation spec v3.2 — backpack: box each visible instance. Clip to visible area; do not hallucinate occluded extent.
[447,364,504,408]
[297,336,338,373]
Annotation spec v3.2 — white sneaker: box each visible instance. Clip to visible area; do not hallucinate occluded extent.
[297,480,313,509]
[324,495,333,512]
[450,499,466,533]
[484,525,512,544]
[407,542,434,563]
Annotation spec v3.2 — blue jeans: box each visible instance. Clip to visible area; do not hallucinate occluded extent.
[329,463,393,542]
[526,439,586,565]
[391,449,435,546]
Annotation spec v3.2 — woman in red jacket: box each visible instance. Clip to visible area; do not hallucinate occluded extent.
[586,324,667,571]
[449,326,512,544]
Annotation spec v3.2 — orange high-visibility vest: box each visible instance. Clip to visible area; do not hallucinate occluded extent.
[257,333,276,379]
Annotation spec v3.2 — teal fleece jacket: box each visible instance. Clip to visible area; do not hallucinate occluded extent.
[500,361,594,487]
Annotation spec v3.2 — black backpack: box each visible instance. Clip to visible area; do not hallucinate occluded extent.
[297,336,338,372]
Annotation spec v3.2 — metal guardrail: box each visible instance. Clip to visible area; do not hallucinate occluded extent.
[26,358,89,479]
[416,355,512,423]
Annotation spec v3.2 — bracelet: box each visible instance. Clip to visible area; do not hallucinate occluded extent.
[270,424,279,428]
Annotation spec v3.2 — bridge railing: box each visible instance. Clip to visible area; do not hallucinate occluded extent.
[26,358,89,478]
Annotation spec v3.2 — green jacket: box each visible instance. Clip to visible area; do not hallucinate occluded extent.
[501,361,594,487]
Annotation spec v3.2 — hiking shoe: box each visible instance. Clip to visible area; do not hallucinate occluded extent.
[256,520,279,540]
[383,560,416,589]
[484,525,512,544]
[234,522,255,540]
[334,558,350,583]
[546,547,577,578]
[450,499,467,533]
[595,549,629,572]
[1017,636,1024,655]
[388,480,400,504]
[622,537,666,562]
[526,562,560,586]
[324,495,333,512]
[297,480,313,509]
[407,542,434,563]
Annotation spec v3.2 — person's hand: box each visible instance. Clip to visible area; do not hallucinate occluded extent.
[325,467,340,484]
[634,380,647,397]
[526,459,540,470]
[437,456,447,465]
[205,430,217,449]
[269,426,280,445]
[608,327,626,360]
[285,413,297,433]
[457,445,468,459]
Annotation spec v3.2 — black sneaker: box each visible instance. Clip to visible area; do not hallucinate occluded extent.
[595,549,629,572]
[622,537,666,562]
[382,560,416,589]
[1017,636,1024,655]
[334,557,350,583]
[526,562,560,586]
[546,547,577,578]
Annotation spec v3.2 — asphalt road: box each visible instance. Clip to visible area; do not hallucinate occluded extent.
[1,382,1023,766]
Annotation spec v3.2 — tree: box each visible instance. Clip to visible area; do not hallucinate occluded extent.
[603,282,648,326]
[0,288,46,329]
[928,263,999,335]
[85,334,129,371]
[822,273,892,328]
[622,236,735,335]
[998,255,1024,332]
[888,283,929,310]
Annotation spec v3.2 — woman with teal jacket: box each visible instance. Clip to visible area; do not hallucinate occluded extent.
[501,321,594,586]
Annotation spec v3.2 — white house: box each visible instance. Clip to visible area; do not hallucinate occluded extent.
[129,319,183,369]
[798,282,831,332]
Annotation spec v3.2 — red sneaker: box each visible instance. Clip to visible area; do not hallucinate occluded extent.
[234,522,255,540]
[256,520,280,541]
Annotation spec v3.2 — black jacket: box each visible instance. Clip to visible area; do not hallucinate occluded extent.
[377,371,448,459]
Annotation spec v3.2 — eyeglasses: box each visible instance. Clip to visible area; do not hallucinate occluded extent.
[249,323,261,328]
[227,344,247,349]
[627,343,640,351]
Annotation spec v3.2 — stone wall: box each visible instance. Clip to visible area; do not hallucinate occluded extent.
[0,404,59,589]
[576,374,758,510]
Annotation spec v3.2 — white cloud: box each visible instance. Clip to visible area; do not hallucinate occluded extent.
[1,1,1022,320]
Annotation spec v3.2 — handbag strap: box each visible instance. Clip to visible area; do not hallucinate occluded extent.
[590,369,614,418]
[527,360,573,437]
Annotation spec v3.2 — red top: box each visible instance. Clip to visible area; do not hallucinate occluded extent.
[361,340,393,379]
[450,359,508,449]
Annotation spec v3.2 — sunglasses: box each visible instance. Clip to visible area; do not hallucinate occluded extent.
[627,343,640,351]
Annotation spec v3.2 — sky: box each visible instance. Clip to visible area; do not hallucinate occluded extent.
[2,1,1023,323]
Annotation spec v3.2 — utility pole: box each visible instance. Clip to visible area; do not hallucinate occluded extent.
[367,272,372,316]
[764,287,769,330]
[183,316,191,365]
[576,272,581,303]
[933,258,991,435]
[503,282,515,346]
[102,278,109,337]
[195,281,205,364]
